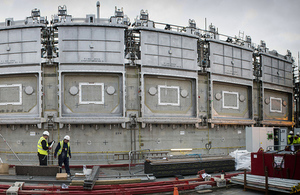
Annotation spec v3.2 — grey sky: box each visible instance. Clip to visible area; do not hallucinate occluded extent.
[1,0,300,63]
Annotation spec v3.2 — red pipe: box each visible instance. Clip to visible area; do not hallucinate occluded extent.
[16,180,216,195]
[1,175,217,194]
[124,181,216,194]
[213,172,245,178]
[17,177,204,191]
[0,185,11,189]
[119,177,204,188]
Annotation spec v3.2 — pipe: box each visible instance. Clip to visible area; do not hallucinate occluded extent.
[96,1,100,20]
[4,177,206,191]
[18,181,216,195]
[0,178,223,195]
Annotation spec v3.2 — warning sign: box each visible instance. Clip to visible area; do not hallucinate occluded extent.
[274,156,284,168]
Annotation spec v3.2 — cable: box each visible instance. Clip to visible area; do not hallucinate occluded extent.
[205,141,212,151]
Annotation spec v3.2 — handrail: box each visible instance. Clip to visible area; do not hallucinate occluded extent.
[266,144,300,151]
[266,144,288,151]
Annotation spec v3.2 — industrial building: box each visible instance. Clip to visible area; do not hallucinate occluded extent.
[0,2,296,167]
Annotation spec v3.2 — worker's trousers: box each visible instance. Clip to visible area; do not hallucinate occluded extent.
[58,155,70,174]
[38,153,47,166]
[291,145,295,151]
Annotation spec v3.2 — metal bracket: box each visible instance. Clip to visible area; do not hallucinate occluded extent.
[44,111,57,130]
[126,111,139,129]
[129,114,137,127]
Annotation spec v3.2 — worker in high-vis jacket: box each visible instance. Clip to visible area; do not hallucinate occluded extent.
[37,131,54,166]
[293,132,300,151]
[54,135,72,176]
[288,131,294,151]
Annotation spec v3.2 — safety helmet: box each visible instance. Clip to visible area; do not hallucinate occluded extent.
[64,135,70,141]
[43,131,50,136]
[289,131,293,134]
[297,132,300,136]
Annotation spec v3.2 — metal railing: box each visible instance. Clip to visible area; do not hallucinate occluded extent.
[266,144,300,152]
[5,153,115,165]
[128,149,150,175]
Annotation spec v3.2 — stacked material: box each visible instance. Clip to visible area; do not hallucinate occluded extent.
[231,174,300,194]
[144,155,235,177]
[229,150,251,170]
[0,163,9,175]
[15,165,59,176]
[83,166,100,190]
[56,173,67,180]
[0,178,216,194]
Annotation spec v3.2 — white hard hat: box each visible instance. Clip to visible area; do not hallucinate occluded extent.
[290,131,293,134]
[64,135,70,141]
[297,132,300,136]
[43,131,50,136]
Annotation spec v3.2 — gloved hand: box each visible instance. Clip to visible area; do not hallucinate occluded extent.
[49,147,52,150]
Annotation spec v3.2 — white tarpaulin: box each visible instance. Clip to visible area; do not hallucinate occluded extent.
[229,149,251,170]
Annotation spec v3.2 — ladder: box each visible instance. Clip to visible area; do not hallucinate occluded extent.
[0,134,23,165]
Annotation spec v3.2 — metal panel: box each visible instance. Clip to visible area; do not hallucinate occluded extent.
[143,75,196,117]
[0,74,39,117]
[125,67,139,111]
[61,73,123,117]
[252,81,259,119]
[280,128,287,144]
[198,75,208,117]
[0,84,22,105]
[246,127,274,152]
[261,54,293,87]
[263,89,291,121]
[212,81,252,119]
[222,91,239,109]
[140,30,197,70]
[58,26,124,64]
[209,41,253,79]
[0,28,41,65]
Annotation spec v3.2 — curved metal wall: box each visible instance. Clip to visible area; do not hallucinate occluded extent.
[56,24,127,125]
[261,54,293,86]
[209,40,253,79]
[0,27,42,65]
[0,25,43,126]
[140,29,197,70]
[57,25,125,65]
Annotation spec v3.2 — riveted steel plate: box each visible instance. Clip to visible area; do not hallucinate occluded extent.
[58,26,125,64]
[0,74,39,116]
[263,89,291,120]
[61,73,123,117]
[143,75,196,117]
[0,28,41,65]
[209,41,253,79]
[212,81,251,119]
[140,30,197,70]
[261,54,293,87]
